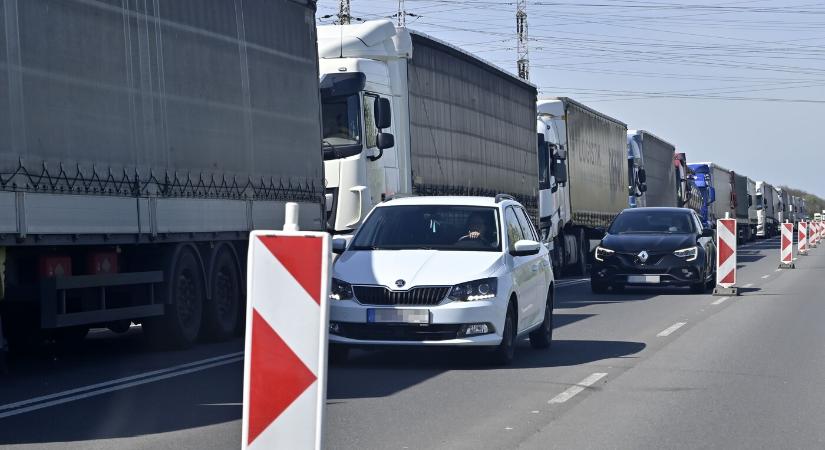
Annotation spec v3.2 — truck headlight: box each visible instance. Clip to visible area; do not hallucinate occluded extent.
[448,278,498,302]
[594,246,614,262]
[673,246,698,261]
[330,278,353,300]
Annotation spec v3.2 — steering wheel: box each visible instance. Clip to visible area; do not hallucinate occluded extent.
[458,235,490,245]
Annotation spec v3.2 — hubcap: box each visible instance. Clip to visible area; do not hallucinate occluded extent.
[176,270,198,326]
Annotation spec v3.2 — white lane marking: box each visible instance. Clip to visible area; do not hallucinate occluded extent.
[775,269,782,272]
[556,279,589,288]
[0,352,243,419]
[657,322,687,337]
[761,275,770,279]
[743,283,754,288]
[711,296,729,305]
[548,372,608,404]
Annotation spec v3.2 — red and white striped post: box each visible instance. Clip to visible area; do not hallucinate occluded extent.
[779,221,795,269]
[812,221,820,248]
[714,213,738,296]
[798,221,808,256]
[242,203,331,450]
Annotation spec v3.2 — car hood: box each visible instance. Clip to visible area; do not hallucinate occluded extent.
[600,233,697,253]
[333,250,506,287]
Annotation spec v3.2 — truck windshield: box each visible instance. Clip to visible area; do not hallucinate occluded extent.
[349,205,501,252]
[322,93,361,158]
[609,211,695,234]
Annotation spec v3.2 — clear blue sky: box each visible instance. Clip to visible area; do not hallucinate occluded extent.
[317,0,825,197]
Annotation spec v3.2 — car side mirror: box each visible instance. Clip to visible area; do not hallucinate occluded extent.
[511,239,541,256]
[375,97,392,129]
[701,228,714,238]
[332,238,348,254]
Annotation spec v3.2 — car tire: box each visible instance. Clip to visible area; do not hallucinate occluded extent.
[591,280,608,294]
[529,290,554,349]
[329,344,350,365]
[491,303,516,365]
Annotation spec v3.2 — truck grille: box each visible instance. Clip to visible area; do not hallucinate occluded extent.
[353,286,450,306]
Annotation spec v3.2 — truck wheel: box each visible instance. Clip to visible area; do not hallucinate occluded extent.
[202,245,241,341]
[552,236,565,277]
[576,228,588,276]
[144,245,205,349]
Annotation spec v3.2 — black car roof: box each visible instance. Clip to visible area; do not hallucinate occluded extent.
[620,207,693,214]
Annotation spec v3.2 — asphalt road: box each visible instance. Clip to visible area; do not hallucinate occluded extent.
[1,236,823,449]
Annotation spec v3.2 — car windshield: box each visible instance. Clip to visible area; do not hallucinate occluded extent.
[609,211,695,234]
[349,205,501,251]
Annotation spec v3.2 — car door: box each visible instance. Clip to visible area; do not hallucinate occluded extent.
[504,207,534,333]
[514,206,547,328]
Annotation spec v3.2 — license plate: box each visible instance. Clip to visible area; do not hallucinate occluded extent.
[628,275,660,284]
[367,308,430,324]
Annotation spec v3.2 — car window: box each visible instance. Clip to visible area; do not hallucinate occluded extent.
[692,213,704,232]
[349,205,501,251]
[505,207,525,248]
[514,207,538,241]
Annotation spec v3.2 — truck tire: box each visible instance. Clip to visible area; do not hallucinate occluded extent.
[575,228,588,276]
[202,244,242,341]
[552,236,565,277]
[144,245,205,349]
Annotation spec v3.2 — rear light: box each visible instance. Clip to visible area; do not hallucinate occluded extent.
[87,251,119,274]
[39,256,72,278]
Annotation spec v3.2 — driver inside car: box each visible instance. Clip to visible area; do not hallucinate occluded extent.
[460,213,489,243]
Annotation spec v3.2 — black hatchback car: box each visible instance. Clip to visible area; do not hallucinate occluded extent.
[591,208,716,293]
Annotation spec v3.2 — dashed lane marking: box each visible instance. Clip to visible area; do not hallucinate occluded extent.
[711,297,729,305]
[548,373,608,404]
[657,322,687,337]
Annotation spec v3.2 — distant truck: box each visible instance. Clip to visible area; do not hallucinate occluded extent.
[755,181,777,238]
[689,162,751,242]
[536,98,628,275]
[317,20,538,234]
[775,188,791,224]
[747,178,758,240]
[626,130,677,208]
[0,0,325,356]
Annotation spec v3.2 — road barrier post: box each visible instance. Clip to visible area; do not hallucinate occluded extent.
[798,221,808,256]
[242,203,331,450]
[811,221,819,248]
[714,214,738,296]
[779,221,795,269]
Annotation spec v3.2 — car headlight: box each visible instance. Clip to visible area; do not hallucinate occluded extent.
[673,246,698,261]
[448,278,498,302]
[330,278,353,300]
[594,246,615,262]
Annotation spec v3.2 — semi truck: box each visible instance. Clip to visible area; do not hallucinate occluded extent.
[537,98,628,275]
[755,181,777,238]
[626,130,677,208]
[747,178,758,240]
[317,20,538,234]
[690,162,750,241]
[0,0,325,357]
[776,188,791,224]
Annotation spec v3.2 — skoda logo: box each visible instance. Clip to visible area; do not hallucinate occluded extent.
[395,279,406,288]
[637,251,649,263]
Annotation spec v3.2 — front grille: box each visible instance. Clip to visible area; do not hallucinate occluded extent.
[353,286,450,306]
[334,323,462,341]
[616,253,666,266]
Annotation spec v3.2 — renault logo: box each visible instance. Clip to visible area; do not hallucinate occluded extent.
[395,279,406,288]
[637,251,649,263]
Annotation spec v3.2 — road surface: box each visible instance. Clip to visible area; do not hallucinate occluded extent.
[1,236,823,449]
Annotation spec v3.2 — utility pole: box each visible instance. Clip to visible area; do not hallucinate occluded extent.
[397,0,406,26]
[337,0,351,25]
[516,0,529,80]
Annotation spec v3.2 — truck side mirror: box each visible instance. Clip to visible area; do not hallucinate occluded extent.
[553,159,568,185]
[375,97,392,130]
[638,169,647,183]
[640,183,648,193]
[748,195,753,207]
[368,132,394,161]
[709,187,716,203]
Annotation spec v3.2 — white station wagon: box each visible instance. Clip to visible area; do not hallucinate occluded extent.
[328,195,554,365]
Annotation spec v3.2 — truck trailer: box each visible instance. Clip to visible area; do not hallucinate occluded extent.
[0,0,325,356]
[689,162,751,240]
[537,98,628,275]
[317,20,538,233]
[747,178,758,241]
[627,130,677,208]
